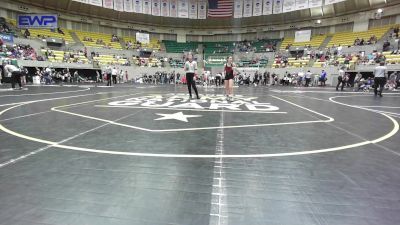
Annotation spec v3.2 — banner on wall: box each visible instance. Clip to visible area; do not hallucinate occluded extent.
[136,32,150,44]
[178,0,189,18]
[113,0,124,11]
[253,0,262,16]
[189,0,198,19]
[325,0,345,5]
[161,0,170,16]
[243,0,252,17]
[309,0,322,8]
[170,0,178,17]
[295,29,311,42]
[133,0,143,13]
[295,0,308,10]
[273,0,282,14]
[234,0,243,18]
[143,0,151,14]
[73,0,89,3]
[198,0,207,19]
[0,33,14,43]
[103,0,114,8]
[124,0,134,12]
[152,0,161,16]
[263,0,272,15]
[282,0,295,12]
[89,0,103,6]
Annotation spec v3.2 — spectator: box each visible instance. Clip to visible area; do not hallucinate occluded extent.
[57,27,65,35]
[24,29,30,38]
[320,70,327,86]
[383,40,391,51]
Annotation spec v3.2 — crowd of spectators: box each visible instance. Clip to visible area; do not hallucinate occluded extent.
[353,35,378,46]
[0,44,37,60]
[235,39,278,53]
[0,20,11,33]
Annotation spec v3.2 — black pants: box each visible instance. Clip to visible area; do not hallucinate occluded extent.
[216,76,221,86]
[305,78,311,87]
[186,73,199,98]
[336,77,345,91]
[112,75,117,84]
[374,77,386,96]
[11,71,22,89]
[107,74,112,86]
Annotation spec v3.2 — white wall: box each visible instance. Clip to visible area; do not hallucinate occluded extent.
[396,15,400,24]
[0,8,7,17]
[353,20,369,32]
[177,33,186,43]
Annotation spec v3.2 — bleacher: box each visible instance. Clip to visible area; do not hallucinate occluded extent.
[272,57,310,68]
[133,57,161,67]
[123,36,161,50]
[253,39,280,53]
[204,54,229,67]
[327,25,391,47]
[75,31,122,49]
[280,35,327,50]
[383,51,400,64]
[5,18,16,27]
[93,54,128,65]
[203,42,235,54]
[238,59,268,67]
[163,40,198,53]
[40,49,88,63]
[169,59,185,68]
[123,36,137,49]
[25,29,75,44]
[136,38,161,50]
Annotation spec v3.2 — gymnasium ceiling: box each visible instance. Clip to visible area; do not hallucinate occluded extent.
[10,0,398,29]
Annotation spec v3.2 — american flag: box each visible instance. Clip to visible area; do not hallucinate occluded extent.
[208,0,233,18]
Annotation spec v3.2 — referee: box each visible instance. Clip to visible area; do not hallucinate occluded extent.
[4,63,22,90]
[373,62,387,97]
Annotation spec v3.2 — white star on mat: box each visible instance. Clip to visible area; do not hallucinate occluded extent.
[154,112,202,123]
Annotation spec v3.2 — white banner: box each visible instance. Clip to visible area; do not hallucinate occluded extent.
[152,0,161,16]
[243,0,253,17]
[73,0,89,3]
[89,0,103,6]
[198,0,207,19]
[189,0,197,19]
[234,0,243,18]
[124,0,134,12]
[253,0,262,16]
[282,0,295,12]
[178,0,189,18]
[273,0,282,14]
[136,32,150,44]
[113,0,124,11]
[295,0,308,10]
[133,0,143,13]
[143,0,151,14]
[295,30,311,42]
[170,0,178,17]
[325,0,345,5]
[309,0,322,8]
[161,0,170,16]
[263,0,273,15]
[103,0,114,8]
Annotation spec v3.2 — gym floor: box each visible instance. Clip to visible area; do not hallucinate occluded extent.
[0,84,399,225]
